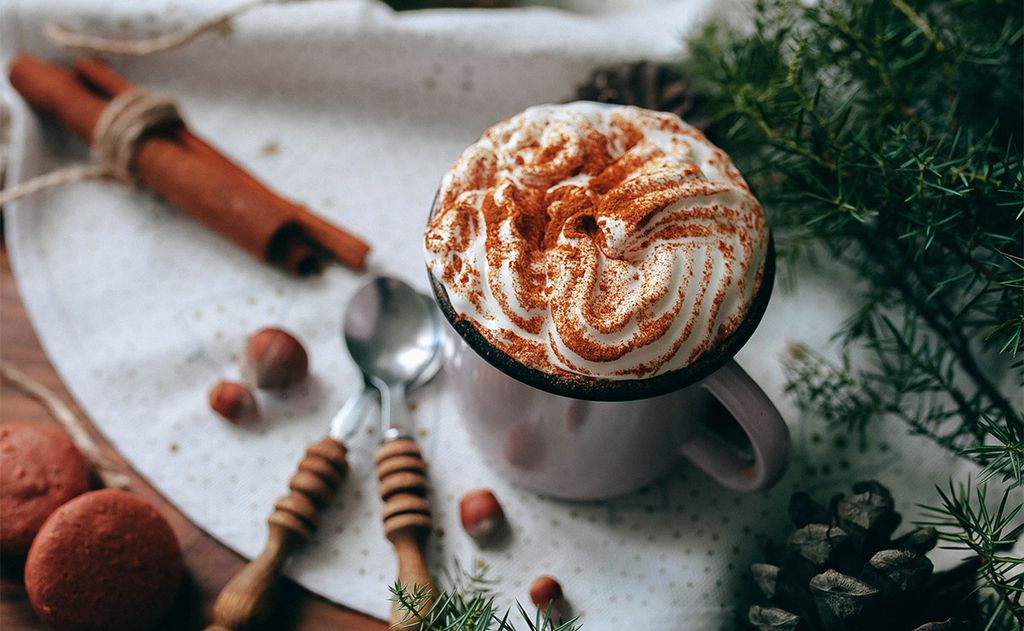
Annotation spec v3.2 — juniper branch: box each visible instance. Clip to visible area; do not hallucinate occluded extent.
[683,0,1022,465]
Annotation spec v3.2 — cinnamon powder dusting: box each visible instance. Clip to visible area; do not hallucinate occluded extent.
[424,103,768,381]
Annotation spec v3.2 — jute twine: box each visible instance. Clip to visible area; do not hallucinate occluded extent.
[1,362,132,489]
[0,89,182,206]
[45,0,302,57]
[0,0,308,205]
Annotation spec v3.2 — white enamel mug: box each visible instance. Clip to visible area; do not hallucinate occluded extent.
[428,239,789,500]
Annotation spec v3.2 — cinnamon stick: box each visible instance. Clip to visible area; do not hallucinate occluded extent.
[7,54,370,274]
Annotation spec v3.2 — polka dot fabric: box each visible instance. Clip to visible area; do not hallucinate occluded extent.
[2,1,970,627]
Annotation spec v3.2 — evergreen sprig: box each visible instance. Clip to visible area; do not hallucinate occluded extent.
[681,0,1022,458]
[390,563,579,631]
[962,414,1024,489]
[919,481,1024,627]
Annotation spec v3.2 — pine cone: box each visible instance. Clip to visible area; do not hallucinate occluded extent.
[574,61,708,130]
[748,481,980,631]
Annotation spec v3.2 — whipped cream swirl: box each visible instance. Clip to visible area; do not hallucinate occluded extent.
[424,102,768,381]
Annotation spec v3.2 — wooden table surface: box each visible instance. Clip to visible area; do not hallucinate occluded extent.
[0,239,386,631]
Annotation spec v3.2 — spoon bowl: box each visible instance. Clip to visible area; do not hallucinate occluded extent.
[343,277,443,389]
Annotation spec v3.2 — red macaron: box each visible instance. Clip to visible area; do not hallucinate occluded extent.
[0,421,91,556]
[24,489,184,631]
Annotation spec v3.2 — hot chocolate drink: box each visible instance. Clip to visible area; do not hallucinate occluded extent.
[424,102,768,382]
[424,103,787,496]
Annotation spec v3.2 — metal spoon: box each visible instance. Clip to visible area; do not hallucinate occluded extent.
[329,292,443,443]
[206,285,442,631]
[343,276,443,626]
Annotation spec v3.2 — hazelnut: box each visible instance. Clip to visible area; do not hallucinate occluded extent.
[208,380,258,423]
[459,488,505,542]
[240,328,309,389]
[529,575,563,610]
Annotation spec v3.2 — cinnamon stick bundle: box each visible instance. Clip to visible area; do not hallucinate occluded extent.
[7,54,370,274]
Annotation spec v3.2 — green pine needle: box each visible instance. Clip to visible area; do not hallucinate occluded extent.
[683,0,1022,499]
[681,0,1023,395]
[389,562,580,631]
[918,480,1024,626]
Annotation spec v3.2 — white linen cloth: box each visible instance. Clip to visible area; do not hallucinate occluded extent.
[1,1,966,627]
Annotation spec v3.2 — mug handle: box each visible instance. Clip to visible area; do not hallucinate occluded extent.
[677,359,790,492]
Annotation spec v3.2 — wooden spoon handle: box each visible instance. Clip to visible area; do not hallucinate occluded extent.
[205,437,348,631]
[375,437,435,627]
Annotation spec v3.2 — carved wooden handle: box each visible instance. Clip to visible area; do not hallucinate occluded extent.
[375,437,435,627]
[205,437,348,631]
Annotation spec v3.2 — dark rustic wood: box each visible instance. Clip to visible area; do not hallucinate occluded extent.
[0,242,386,631]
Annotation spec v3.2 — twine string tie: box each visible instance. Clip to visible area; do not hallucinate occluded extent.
[0,89,182,206]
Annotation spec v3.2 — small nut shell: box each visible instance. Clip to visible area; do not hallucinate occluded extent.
[459,488,505,542]
[208,381,258,423]
[240,328,309,389]
[529,575,563,610]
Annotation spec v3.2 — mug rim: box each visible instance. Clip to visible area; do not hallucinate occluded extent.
[425,195,776,402]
